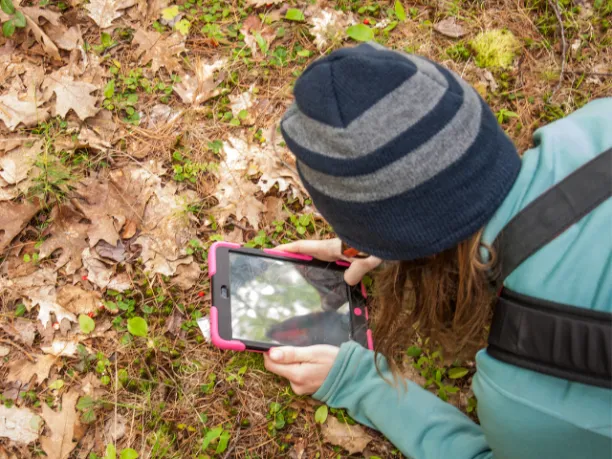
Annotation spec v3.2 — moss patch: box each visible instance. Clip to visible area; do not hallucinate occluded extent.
[470,29,521,69]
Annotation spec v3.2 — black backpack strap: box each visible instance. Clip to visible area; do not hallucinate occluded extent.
[493,147,612,289]
[488,148,612,388]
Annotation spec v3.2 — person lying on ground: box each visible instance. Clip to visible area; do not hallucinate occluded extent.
[262,43,612,459]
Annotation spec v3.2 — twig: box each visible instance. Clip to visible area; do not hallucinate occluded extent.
[547,0,567,93]
[0,338,35,361]
[222,428,241,459]
[225,218,251,232]
[565,71,612,77]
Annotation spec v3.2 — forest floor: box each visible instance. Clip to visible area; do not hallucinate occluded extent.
[0,0,609,457]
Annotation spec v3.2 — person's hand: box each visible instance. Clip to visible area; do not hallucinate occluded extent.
[276,238,382,286]
[264,345,339,395]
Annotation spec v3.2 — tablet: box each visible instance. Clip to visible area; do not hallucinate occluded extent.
[208,242,373,352]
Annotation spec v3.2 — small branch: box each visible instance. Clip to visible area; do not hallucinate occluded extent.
[547,0,567,93]
[0,338,35,361]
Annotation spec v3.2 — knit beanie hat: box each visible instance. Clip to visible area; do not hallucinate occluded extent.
[281,42,521,261]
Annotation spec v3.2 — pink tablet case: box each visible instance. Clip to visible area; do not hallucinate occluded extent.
[208,241,373,351]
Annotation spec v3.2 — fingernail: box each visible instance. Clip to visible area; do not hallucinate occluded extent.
[270,349,283,360]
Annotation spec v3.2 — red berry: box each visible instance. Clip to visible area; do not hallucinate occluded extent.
[88,312,95,318]
[82,275,88,281]
[99,304,105,310]
[198,291,205,297]
[52,322,60,330]
[363,18,370,25]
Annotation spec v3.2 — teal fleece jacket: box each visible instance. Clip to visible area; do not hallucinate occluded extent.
[313,98,612,459]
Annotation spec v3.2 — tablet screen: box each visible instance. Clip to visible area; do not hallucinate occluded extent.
[229,252,351,346]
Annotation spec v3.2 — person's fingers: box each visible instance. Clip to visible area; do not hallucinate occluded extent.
[263,354,302,380]
[276,238,341,261]
[344,256,382,285]
[268,346,313,364]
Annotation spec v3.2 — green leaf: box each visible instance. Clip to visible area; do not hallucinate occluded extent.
[175,19,191,36]
[48,379,64,390]
[228,118,240,127]
[23,254,31,263]
[120,448,138,459]
[346,24,374,42]
[15,303,26,317]
[79,314,95,334]
[1,0,15,15]
[127,317,148,337]
[82,408,97,424]
[77,395,95,411]
[238,109,248,120]
[13,10,26,28]
[285,8,305,21]
[406,345,422,358]
[314,405,328,424]
[201,427,223,450]
[215,430,230,454]
[161,5,179,21]
[394,0,406,21]
[104,80,115,99]
[2,20,15,38]
[448,367,469,379]
[104,443,116,459]
[103,301,118,312]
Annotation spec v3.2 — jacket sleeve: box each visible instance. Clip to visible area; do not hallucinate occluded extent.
[313,341,494,459]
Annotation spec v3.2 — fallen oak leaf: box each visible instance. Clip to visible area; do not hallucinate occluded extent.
[22,9,62,62]
[434,17,468,38]
[321,416,372,455]
[38,204,89,275]
[6,354,57,386]
[56,285,103,315]
[42,72,100,120]
[84,0,137,28]
[0,318,37,347]
[0,200,40,253]
[0,140,42,185]
[229,85,256,125]
[40,390,79,459]
[133,28,185,74]
[241,15,276,60]
[173,57,226,105]
[41,339,80,357]
[0,90,50,131]
[0,404,42,445]
[308,7,355,50]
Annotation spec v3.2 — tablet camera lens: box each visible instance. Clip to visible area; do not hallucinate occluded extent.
[221,286,229,298]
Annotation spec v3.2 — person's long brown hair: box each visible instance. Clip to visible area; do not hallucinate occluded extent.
[371,230,496,375]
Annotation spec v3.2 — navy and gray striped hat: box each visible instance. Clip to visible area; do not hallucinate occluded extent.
[281,42,521,261]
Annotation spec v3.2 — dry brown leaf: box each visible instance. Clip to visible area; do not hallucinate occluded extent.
[2,268,77,326]
[0,319,37,347]
[434,18,468,38]
[82,247,114,289]
[288,438,306,459]
[246,0,283,7]
[40,390,79,459]
[133,28,185,74]
[45,24,83,51]
[173,58,226,105]
[171,261,201,290]
[72,168,158,247]
[38,205,89,275]
[6,354,57,386]
[41,339,80,356]
[56,285,102,315]
[321,416,372,455]
[0,140,42,185]
[129,174,199,277]
[241,16,277,60]
[0,405,42,445]
[22,10,62,62]
[0,90,50,131]
[0,200,39,253]
[42,72,100,120]
[164,307,185,336]
[308,8,355,50]
[0,346,9,357]
[84,0,137,28]
[21,7,61,26]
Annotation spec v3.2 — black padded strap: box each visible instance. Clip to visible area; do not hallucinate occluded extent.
[493,148,612,288]
[488,289,612,388]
